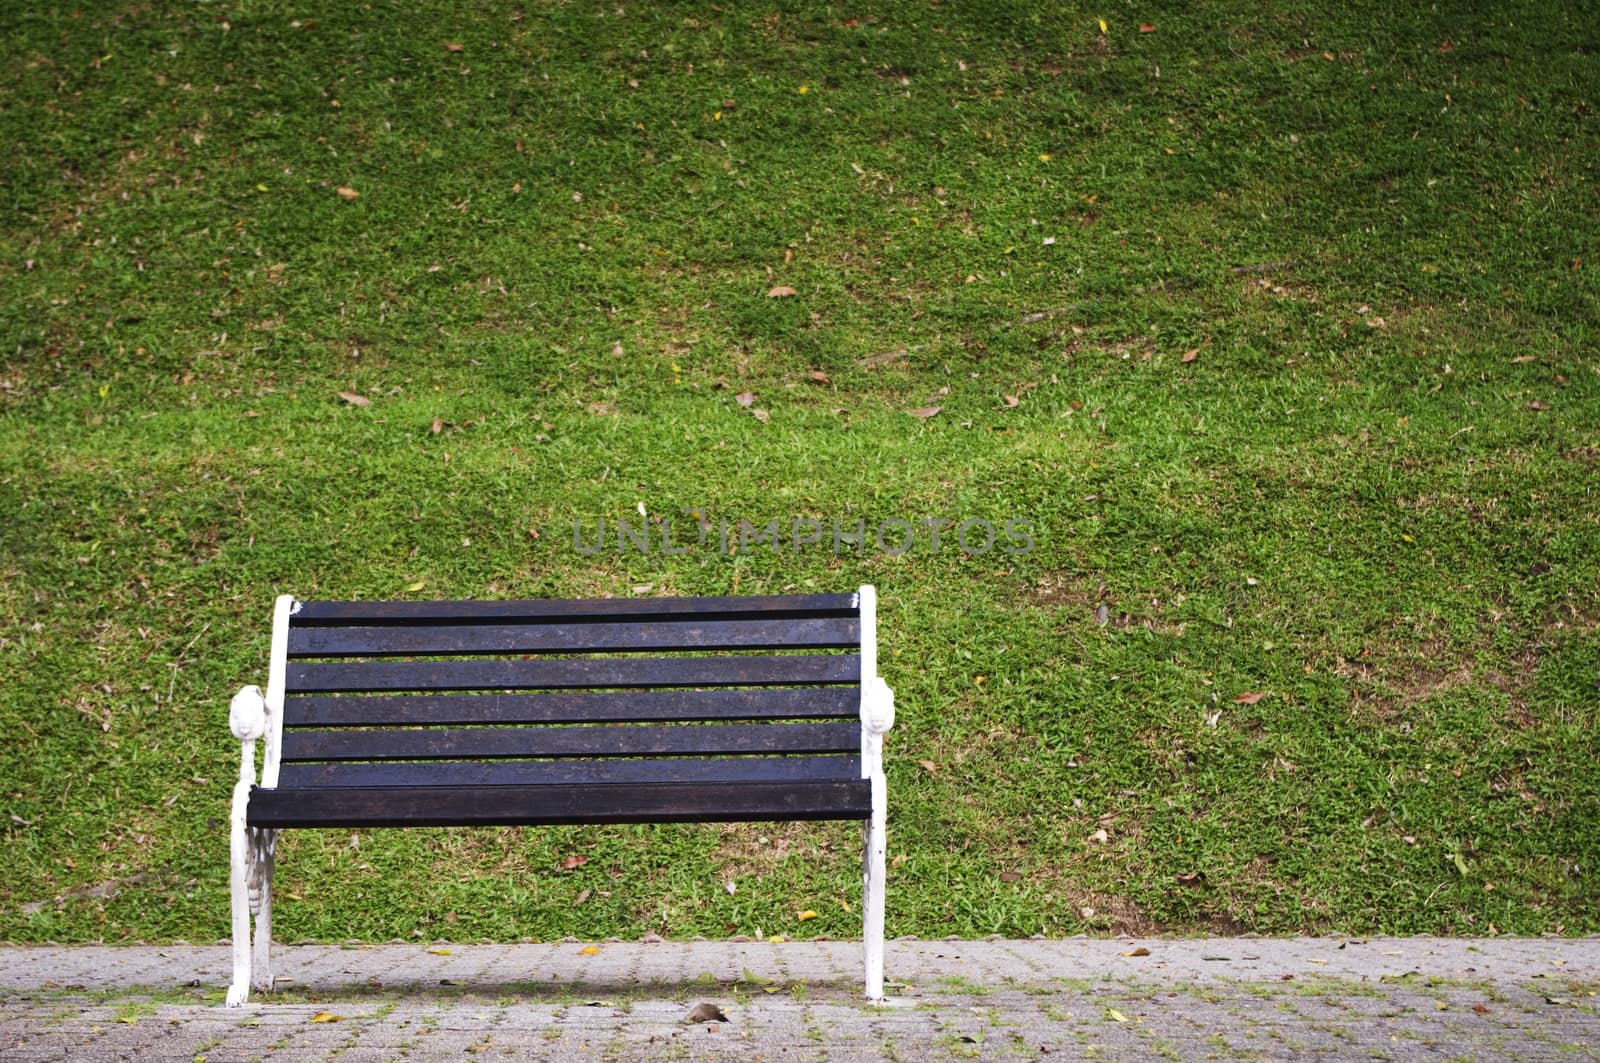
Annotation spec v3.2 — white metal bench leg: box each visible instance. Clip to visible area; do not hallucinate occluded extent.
[857,586,895,1004]
[250,828,277,993]
[226,775,253,1006]
[863,782,888,1001]
[226,685,268,1008]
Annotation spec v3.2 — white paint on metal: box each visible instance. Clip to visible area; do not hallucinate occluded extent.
[259,595,294,790]
[857,585,894,1002]
[226,687,262,1006]
[225,595,293,1007]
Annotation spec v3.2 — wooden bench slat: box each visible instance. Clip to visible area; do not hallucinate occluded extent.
[276,754,863,789]
[283,688,860,728]
[287,617,859,659]
[281,721,861,762]
[290,593,858,626]
[286,653,860,694]
[247,780,874,827]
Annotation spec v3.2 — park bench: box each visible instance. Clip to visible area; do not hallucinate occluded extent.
[224,587,895,1006]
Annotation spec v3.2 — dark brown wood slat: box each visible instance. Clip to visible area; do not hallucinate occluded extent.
[286,654,860,694]
[247,780,873,827]
[291,593,858,627]
[281,722,861,762]
[287,617,859,659]
[283,688,860,728]
[276,755,863,789]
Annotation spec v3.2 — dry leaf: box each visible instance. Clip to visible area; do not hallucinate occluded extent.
[752,408,770,424]
[1139,22,1156,32]
[917,759,938,776]
[1526,400,1550,411]
[686,1002,728,1024]
[797,910,818,921]
[574,888,591,905]
[1003,394,1020,408]
[560,854,588,870]
[909,406,941,419]
[766,285,797,298]
[405,580,426,592]
[338,391,370,407]
[335,186,359,201]
[1181,348,1199,363]
[734,391,755,407]
[310,1012,344,1022]
[1175,871,1203,885]
[430,418,444,434]
[578,945,601,955]
[1121,947,1151,957]
[1234,691,1266,705]
[999,871,1021,882]
[443,42,464,52]
[807,369,832,384]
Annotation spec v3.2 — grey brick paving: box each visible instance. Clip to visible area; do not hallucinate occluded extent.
[0,938,1596,1061]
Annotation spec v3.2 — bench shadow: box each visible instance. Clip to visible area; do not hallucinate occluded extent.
[253,975,862,1006]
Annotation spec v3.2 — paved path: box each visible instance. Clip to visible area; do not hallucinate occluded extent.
[2,937,1596,1060]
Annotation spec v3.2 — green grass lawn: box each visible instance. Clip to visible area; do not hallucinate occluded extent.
[1,0,1596,945]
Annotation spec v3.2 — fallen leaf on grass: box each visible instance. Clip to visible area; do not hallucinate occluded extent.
[1233,691,1266,705]
[310,1012,344,1023]
[752,408,770,424]
[337,391,370,407]
[999,871,1021,883]
[918,759,938,776]
[909,406,941,419]
[766,285,797,298]
[443,42,464,52]
[1181,348,1199,363]
[807,369,832,384]
[1526,401,1550,411]
[1175,871,1204,885]
[405,580,426,592]
[798,910,818,921]
[560,854,588,870]
[1140,22,1156,32]
[1002,394,1020,408]
[734,391,755,407]
[430,418,444,434]
[335,186,359,201]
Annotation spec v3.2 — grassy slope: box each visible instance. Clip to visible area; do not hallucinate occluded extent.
[0,0,1596,943]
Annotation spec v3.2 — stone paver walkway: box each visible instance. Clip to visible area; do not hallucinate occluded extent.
[2,937,1596,1060]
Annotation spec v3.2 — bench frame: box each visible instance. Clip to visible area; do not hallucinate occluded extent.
[225,586,894,1005]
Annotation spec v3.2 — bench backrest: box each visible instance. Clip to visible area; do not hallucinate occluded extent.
[270,593,866,801]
